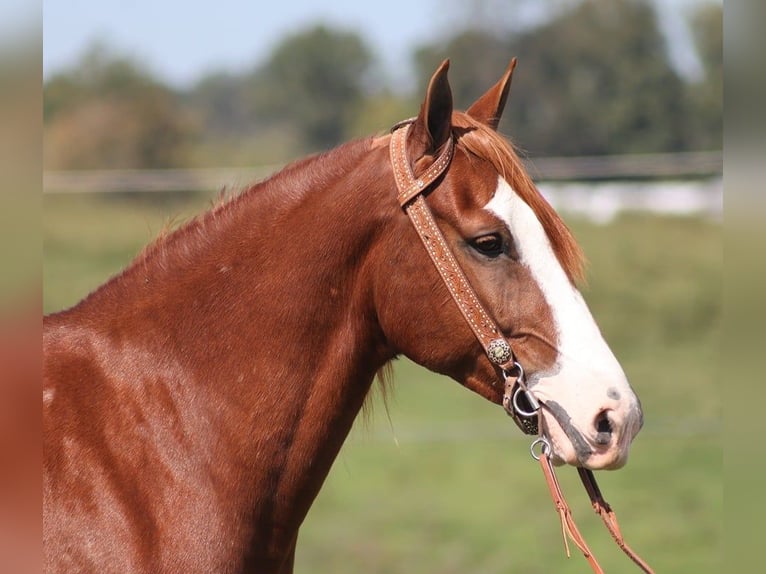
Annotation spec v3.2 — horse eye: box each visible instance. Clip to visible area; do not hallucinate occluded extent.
[470,234,504,257]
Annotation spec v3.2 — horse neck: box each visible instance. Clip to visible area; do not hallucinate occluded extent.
[72,139,397,566]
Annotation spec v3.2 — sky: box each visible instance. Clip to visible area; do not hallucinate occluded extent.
[42,0,719,90]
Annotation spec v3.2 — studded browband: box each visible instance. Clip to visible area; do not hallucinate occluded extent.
[389,120,655,574]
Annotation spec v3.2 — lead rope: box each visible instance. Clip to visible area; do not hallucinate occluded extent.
[532,432,656,574]
[577,468,656,574]
[534,440,605,574]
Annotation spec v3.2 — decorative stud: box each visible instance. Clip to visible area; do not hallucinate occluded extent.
[487,338,512,365]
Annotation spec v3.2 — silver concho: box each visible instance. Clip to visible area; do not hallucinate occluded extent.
[487,338,512,365]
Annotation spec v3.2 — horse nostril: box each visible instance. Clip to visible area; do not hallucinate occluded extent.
[594,410,613,445]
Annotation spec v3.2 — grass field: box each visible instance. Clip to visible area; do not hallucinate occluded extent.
[43,191,721,573]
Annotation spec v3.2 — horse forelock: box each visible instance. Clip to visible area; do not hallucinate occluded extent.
[451,112,585,285]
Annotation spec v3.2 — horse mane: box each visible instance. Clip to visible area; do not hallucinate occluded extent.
[451,112,586,284]
[129,139,375,273]
[56,139,377,314]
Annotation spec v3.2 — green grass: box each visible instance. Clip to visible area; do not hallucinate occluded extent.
[44,193,721,572]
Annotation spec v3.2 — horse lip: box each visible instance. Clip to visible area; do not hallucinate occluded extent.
[541,400,594,463]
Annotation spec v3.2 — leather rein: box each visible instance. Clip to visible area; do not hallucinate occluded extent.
[389,121,654,574]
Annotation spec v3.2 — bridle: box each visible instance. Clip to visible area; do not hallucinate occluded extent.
[389,118,539,435]
[389,120,655,574]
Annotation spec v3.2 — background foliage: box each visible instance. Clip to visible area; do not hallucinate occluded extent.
[43,0,721,170]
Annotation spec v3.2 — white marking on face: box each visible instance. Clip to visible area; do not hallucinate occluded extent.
[43,388,55,406]
[485,177,641,469]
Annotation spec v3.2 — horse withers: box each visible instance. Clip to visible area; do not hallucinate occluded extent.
[43,60,644,573]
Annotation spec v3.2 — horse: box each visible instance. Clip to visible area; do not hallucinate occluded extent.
[43,59,645,573]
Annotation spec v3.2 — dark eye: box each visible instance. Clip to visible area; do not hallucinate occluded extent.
[470,234,504,257]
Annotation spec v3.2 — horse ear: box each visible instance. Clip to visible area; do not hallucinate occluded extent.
[409,59,453,155]
[466,58,517,130]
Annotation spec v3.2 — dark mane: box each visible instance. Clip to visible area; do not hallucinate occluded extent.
[452,112,586,284]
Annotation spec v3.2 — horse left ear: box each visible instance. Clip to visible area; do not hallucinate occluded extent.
[408,59,453,156]
[466,58,517,130]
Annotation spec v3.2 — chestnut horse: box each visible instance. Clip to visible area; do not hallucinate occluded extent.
[43,60,644,573]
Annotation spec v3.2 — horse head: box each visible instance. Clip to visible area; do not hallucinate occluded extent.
[375,60,643,470]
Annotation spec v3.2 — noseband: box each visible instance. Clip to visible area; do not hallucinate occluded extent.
[389,120,654,574]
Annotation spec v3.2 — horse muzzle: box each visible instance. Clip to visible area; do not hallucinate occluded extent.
[538,395,644,470]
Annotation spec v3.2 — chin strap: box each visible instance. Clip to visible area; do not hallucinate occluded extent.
[534,438,655,574]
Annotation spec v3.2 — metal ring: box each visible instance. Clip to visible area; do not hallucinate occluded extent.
[502,361,525,382]
[530,437,552,461]
[512,386,540,418]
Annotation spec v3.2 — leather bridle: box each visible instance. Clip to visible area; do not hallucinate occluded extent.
[389,120,655,574]
[389,120,539,435]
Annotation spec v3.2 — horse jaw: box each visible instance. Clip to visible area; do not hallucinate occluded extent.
[485,176,643,470]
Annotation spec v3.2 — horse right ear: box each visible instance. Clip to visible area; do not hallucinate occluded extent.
[408,59,453,158]
[466,58,517,130]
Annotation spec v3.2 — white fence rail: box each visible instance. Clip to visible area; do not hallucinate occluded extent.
[43,152,722,223]
[43,151,722,195]
[539,178,722,223]
[43,166,280,195]
[527,151,721,181]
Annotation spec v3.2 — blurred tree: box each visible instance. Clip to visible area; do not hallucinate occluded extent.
[43,3,722,170]
[504,0,689,156]
[248,25,373,151]
[684,3,722,150]
[186,71,253,137]
[44,43,195,169]
[346,91,417,139]
[413,0,708,155]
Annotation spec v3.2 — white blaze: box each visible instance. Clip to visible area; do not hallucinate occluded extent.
[485,177,640,468]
